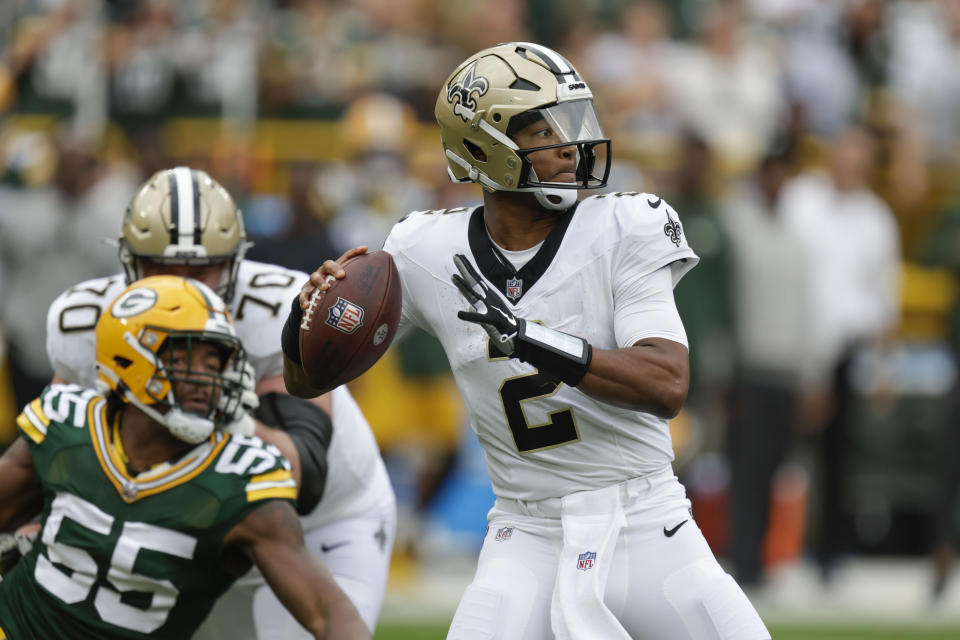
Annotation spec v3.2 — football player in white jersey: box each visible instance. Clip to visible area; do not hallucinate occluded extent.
[284,43,770,639]
[44,167,396,637]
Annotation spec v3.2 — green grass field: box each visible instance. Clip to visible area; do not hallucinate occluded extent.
[373,621,960,639]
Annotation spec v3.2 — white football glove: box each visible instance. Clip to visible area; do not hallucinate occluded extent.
[220,356,259,437]
[0,533,18,581]
[0,523,40,582]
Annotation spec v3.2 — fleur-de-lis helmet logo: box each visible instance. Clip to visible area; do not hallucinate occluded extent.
[447,61,489,122]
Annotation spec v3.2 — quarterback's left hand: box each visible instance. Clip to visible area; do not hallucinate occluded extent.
[451,254,593,387]
[451,253,519,356]
[220,355,258,436]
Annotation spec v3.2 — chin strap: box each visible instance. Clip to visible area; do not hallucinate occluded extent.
[161,407,216,444]
[446,150,578,212]
[534,188,578,211]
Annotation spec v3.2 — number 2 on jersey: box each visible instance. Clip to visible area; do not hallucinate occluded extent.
[490,341,579,452]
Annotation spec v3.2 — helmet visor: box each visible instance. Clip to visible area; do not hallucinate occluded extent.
[510,100,611,190]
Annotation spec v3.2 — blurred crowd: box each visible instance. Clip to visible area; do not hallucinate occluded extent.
[3,0,960,599]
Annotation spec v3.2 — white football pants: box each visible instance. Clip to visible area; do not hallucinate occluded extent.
[447,468,770,639]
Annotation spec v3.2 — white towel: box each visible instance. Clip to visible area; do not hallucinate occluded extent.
[550,484,631,640]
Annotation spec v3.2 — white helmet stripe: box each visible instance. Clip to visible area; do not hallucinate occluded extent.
[511,42,579,79]
[174,166,197,250]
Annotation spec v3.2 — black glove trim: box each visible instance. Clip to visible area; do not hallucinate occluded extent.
[281,295,303,366]
[514,319,593,387]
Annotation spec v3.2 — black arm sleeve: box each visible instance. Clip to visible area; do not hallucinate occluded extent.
[254,392,332,516]
[280,295,303,366]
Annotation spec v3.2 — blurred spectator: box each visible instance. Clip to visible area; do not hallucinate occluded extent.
[6,0,108,140]
[106,0,178,126]
[259,0,455,117]
[843,0,889,91]
[6,0,91,115]
[327,92,433,251]
[721,143,808,588]
[245,160,341,273]
[667,2,784,173]
[919,193,960,598]
[886,0,960,166]
[258,0,365,116]
[441,0,531,66]
[769,1,861,137]
[0,127,140,409]
[579,1,682,167]
[176,0,259,123]
[780,123,902,581]
[666,131,735,432]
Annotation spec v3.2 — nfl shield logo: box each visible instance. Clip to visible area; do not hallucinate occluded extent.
[326,297,364,334]
[577,551,596,571]
[506,277,522,301]
[495,527,514,542]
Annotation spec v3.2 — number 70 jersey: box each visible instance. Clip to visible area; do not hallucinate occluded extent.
[382,193,698,503]
[46,260,306,388]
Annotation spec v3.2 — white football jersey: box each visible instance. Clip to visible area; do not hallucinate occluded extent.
[383,193,698,502]
[45,259,387,524]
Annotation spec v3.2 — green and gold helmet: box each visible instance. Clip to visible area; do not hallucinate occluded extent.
[118,167,251,303]
[435,42,611,211]
[95,275,244,444]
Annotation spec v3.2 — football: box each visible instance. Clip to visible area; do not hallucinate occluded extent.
[298,250,402,393]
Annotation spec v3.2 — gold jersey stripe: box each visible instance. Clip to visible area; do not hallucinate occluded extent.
[0,621,7,638]
[247,479,297,494]
[19,401,50,436]
[16,412,45,444]
[89,400,229,502]
[249,468,294,486]
[246,486,298,502]
[246,476,297,494]
[28,397,49,426]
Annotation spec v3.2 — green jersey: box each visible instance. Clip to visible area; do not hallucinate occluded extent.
[0,385,298,640]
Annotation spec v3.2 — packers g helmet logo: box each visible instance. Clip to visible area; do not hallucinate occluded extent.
[447,61,489,122]
[111,287,158,318]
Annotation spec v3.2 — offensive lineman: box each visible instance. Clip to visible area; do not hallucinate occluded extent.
[44,168,395,637]
[0,276,369,639]
[284,43,770,639]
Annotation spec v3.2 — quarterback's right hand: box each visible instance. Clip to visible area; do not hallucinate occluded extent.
[282,245,369,375]
[300,246,369,309]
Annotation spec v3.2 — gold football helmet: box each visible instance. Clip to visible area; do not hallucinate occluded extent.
[435,42,610,210]
[118,167,251,303]
[95,275,245,444]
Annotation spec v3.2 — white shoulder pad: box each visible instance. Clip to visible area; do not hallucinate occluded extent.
[581,191,699,285]
[384,206,477,255]
[45,275,127,388]
[383,206,476,336]
[230,260,309,382]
